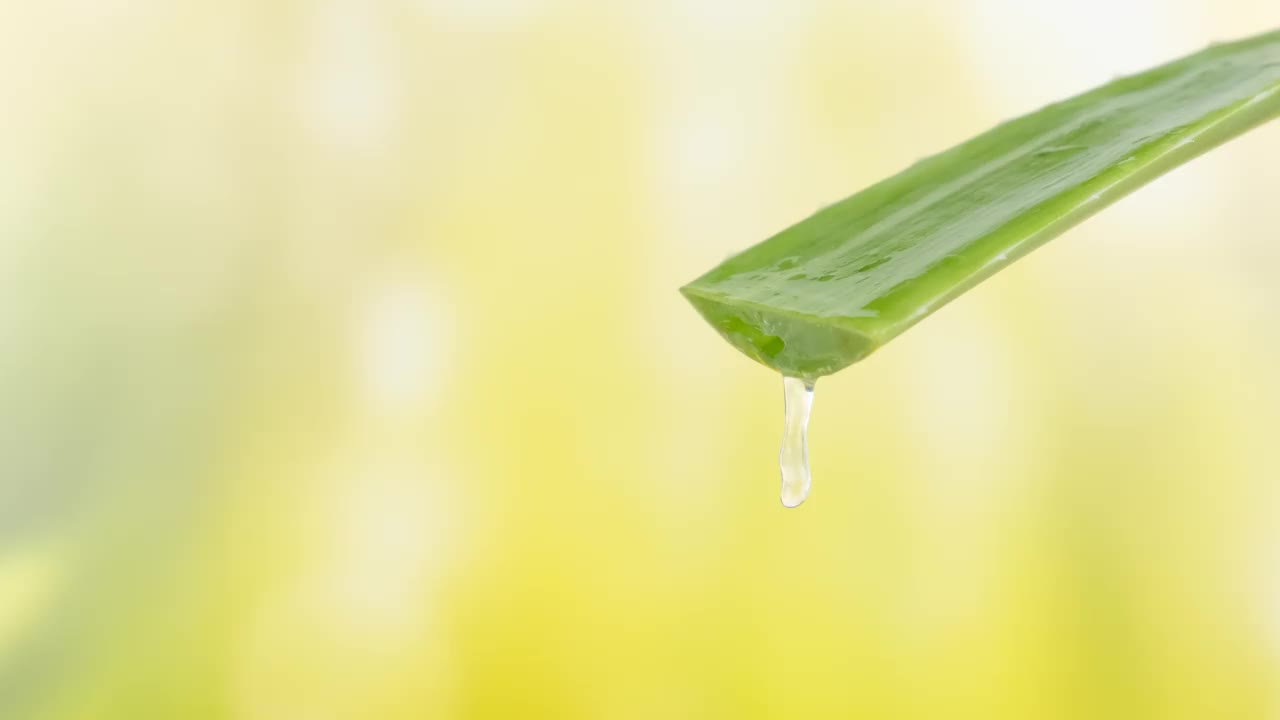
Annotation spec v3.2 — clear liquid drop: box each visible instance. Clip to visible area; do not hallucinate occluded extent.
[779,376,815,508]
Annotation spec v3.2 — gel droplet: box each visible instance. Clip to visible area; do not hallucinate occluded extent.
[779,376,815,508]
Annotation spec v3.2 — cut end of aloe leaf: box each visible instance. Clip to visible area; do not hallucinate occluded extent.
[680,285,877,382]
[682,29,1280,379]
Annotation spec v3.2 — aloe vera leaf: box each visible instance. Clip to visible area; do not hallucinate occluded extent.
[681,30,1280,382]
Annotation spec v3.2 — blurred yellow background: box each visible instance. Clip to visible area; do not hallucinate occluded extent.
[3,1,1280,718]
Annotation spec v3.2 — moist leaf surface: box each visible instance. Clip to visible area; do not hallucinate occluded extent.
[681,30,1280,381]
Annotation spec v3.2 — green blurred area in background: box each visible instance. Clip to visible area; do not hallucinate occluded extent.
[2,1,1280,718]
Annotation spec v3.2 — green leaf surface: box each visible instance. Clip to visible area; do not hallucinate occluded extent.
[681,30,1280,382]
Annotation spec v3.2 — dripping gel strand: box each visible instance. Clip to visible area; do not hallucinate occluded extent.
[779,376,815,507]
